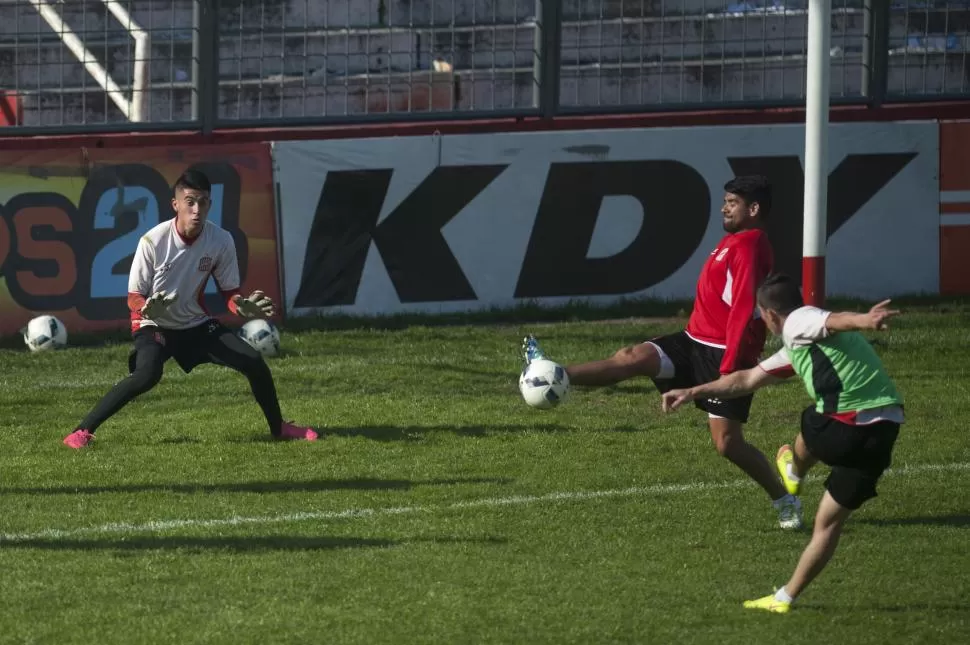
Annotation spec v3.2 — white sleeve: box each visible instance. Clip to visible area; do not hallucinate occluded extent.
[211,232,241,292]
[128,235,155,294]
[782,306,831,348]
[758,348,795,378]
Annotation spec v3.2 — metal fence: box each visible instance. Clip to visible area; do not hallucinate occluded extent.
[0,0,967,132]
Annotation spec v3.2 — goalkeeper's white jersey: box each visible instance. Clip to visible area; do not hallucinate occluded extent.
[128,219,240,330]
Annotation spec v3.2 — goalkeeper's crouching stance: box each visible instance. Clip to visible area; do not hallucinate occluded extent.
[64,169,316,448]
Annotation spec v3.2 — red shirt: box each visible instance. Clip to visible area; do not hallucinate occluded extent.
[685,228,773,374]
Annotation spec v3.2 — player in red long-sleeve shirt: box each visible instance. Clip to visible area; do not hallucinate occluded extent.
[523,176,802,529]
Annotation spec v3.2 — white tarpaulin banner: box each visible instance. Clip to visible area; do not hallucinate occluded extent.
[274,122,939,316]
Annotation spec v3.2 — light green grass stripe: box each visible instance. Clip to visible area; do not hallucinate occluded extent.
[2,461,967,543]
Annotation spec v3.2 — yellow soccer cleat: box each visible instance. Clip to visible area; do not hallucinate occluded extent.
[776,444,802,496]
[743,594,792,614]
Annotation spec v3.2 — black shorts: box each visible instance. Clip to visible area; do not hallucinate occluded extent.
[130,320,251,374]
[800,406,900,510]
[648,331,754,423]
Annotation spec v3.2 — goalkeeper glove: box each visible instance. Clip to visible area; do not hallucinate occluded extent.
[236,290,275,318]
[140,290,178,319]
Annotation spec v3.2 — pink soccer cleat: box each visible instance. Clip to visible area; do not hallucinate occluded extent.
[277,422,318,441]
[63,429,94,449]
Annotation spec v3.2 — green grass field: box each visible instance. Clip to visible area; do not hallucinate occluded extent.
[1,301,969,644]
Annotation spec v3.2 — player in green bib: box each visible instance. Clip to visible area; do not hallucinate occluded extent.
[662,273,903,614]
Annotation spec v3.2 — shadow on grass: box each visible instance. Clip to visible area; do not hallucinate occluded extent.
[1,535,508,552]
[228,423,599,443]
[158,436,203,445]
[91,421,648,447]
[0,476,513,496]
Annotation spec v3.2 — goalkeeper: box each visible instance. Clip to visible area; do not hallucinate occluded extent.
[64,170,316,448]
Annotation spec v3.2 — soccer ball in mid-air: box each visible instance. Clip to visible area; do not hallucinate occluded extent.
[23,315,68,352]
[519,359,570,409]
[239,319,281,357]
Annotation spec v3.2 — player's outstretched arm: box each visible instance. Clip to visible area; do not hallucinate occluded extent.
[661,367,785,412]
[825,300,900,333]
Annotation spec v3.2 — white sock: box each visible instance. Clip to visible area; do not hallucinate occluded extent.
[786,463,802,482]
[774,587,794,604]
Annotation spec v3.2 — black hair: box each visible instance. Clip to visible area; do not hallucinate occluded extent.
[724,175,772,219]
[173,169,211,195]
[756,273,804,315]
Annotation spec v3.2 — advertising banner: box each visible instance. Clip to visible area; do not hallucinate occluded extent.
[275,122,939,316]
[0,143,280,336]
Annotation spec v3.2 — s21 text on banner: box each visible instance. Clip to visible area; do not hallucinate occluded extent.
[0,144,281,336]
[274,123,939,317]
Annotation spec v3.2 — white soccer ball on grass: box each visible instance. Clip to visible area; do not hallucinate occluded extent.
[239,319,281,358]
[519,358,570,409]
[23,315,68,352]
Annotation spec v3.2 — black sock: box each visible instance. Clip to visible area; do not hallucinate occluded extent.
[78,367,162,432]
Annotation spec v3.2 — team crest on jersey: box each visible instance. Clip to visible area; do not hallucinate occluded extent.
[198,256,213,272]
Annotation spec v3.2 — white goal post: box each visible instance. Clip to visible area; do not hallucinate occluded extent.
[26,0,150,122]
[802,0,831,306]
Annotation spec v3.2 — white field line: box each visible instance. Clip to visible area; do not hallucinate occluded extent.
[2,461,968,543]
